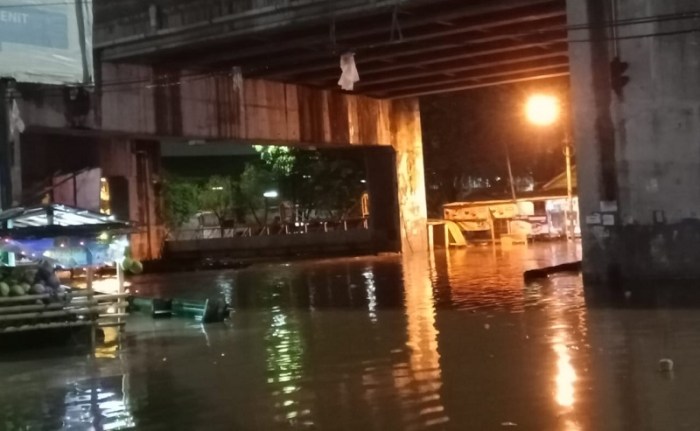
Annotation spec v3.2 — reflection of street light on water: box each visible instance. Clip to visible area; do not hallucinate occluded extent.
[525,93,575,242]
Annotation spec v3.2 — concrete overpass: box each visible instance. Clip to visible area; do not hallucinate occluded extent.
[13,0,700,285]
[95,0,568,98]
[37,0,561,259]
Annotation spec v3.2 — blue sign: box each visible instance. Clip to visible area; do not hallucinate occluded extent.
[0,6,68,49]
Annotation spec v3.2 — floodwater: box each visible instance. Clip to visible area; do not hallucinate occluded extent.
[2,243,700,430]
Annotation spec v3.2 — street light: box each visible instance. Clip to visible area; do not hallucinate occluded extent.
[525,93,575,242]
[262,190,278,228]
[525,94,559,126]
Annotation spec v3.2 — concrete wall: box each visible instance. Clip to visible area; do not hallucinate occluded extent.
[165,229,375,259]
[98,64,427,253]
[17,131,164,261]
[18,64,427,254]
[569,0,700,283]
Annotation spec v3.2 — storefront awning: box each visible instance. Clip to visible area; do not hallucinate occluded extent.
[0,205,131,238]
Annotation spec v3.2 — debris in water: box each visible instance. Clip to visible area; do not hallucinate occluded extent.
[501,422,518,427]
[659,358,674,372]
[624,291,632,299]
[484,323,490,330]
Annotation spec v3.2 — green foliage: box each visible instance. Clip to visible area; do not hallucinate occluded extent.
[254,145,296,177]
[163,146,367,228]
[198,176,237,224]
[239,164,276,225]
[310,155,366,220]
[268,149,365,221]
[162,177,200,229]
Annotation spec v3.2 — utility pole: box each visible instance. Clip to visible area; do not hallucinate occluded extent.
[564,133,575,241]
[503,141,517,202]
[562,108,575,242]
[0,79,11,211]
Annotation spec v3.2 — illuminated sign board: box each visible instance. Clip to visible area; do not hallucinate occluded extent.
[0,0,92,84]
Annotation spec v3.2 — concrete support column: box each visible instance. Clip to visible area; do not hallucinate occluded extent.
[0,81,11,210]
[391,99,428,253]
[0,82,22,210]
[569,0,700,284]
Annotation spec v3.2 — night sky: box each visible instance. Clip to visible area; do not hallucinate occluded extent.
[420,76,570,212]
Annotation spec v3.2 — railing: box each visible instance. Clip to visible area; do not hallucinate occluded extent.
[166,218,369,241]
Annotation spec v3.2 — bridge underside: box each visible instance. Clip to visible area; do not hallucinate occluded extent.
[97,0,567,99]
[10,0,571,259]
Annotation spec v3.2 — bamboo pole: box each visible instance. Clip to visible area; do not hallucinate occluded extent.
[98,321,126,328]
[0,302,74,314]
[0,305,109,321]
[0,300,126,315]
[117,261,125,331]
[0,321,93,333]
[0,291,127,305]
[87,266,95,349]
[80,293,129,302]
[99,313,129,319]
[0,293,68,304]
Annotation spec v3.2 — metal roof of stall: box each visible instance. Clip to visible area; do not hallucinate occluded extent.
[0,205,132,238]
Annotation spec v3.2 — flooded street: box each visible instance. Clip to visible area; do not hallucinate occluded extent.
[2,243,700,430]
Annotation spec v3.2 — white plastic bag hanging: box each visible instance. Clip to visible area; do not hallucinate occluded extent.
[10,100,25,135]
[338,53,360,91]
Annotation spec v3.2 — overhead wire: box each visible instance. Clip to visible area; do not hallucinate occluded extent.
[0,0,141,7]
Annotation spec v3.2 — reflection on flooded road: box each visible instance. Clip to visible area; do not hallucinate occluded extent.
[3,243,700,430]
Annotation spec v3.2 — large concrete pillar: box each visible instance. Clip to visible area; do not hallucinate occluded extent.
[391,99,428,253]
[0,82,22,210]
[0,82,11,210]
[569,0,700,284]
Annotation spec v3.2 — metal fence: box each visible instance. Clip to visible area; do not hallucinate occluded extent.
[166,218,369,241]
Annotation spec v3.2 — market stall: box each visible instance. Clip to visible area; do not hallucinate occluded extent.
[0,205,132,345]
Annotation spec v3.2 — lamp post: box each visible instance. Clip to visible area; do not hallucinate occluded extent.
[525,94,575,242]
[263,190,278,227]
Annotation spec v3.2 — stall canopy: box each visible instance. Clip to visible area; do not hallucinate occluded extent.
[0,204,130,238]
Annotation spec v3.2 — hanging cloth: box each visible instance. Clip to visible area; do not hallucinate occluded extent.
[10,100,25,135]
[338,53,360,91]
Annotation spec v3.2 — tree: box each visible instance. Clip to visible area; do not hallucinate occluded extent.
[162,177,200,232]
[198,176,237,235]
[307,154,366,220]
[254,145,295,177]
[254,146,313,221]
[239,164,275,226]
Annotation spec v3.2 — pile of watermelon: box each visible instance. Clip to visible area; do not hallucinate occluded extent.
[0,267,47,298]
[121,257,143,275]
